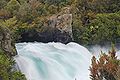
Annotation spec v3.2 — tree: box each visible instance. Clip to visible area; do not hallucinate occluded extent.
[5,0,20,16]
[0,0,9,9]
[17,1,32,22]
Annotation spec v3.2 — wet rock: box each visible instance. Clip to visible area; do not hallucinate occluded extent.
[19,28,72,44]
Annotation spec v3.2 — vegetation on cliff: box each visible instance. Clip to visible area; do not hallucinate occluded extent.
[90,46,120,80]
[72,0,120,45]
[0,0,120,79]
[0,25,26,79]
[0,49,26,80]
[0,0,120,45]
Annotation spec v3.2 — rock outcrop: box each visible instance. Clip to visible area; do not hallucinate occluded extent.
[0,26,16,56]
[19,7,73,44]
[47,7,73,39]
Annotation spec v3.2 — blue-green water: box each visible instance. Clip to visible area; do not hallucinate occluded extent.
[14,42,92,80]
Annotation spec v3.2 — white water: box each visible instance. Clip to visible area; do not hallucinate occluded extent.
[89,45,120,59]
[14,42,92,80]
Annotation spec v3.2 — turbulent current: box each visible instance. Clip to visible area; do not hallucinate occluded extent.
[14,42,93,80]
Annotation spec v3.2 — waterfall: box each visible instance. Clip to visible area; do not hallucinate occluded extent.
[14,42,92,80]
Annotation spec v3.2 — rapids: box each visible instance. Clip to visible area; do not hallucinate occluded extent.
[14,42,93,80]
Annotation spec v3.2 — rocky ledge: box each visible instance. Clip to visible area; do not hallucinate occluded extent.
[18,7,73,44]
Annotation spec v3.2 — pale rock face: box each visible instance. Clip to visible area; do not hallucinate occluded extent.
[56,14,72,35]
[47,7,73,39]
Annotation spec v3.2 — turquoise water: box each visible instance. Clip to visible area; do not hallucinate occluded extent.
[14,42,92,80]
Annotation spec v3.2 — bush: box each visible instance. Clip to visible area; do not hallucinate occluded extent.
[0,49,26,80]
[73,11,120,45]
[90,46,120,80]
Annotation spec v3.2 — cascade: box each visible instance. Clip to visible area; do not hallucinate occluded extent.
[14,42,92,80]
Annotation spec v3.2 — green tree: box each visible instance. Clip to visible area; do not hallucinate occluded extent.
[5,0,20,16]
[17,1,32,22]
[0,0,9,9]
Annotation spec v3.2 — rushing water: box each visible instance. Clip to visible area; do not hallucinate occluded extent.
[89,45,120,59]
[14,42,93,80]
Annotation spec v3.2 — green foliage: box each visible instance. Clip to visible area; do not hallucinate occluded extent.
[11,71,26,80]
[0,0,8,9]
[5,0,20,16]
[73,11,120,45]
[0,16,17,30]
[88,13,120,44]
[0,0,120,45]
[0,49,26,80]
[17,1,32,22]
[71,0,120,45]
[0,0,120,79]
[89,0,120,13]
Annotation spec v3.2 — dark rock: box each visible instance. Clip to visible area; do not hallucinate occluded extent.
[0,76,2,80]
[53,29,72,44]
[18,28,72,44]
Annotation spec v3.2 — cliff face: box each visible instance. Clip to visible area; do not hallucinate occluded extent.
[47,7,73,39]
[0,26,16,56]
[19,7,73,44]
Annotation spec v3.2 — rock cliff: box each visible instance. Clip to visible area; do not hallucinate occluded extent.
[0,26,16,56]
[47,7,73,39]
[19,7,73,44]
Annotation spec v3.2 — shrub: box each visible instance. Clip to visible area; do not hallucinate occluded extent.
[0,49,26,80]
[73,11,120,45]
[90,46,120,80]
